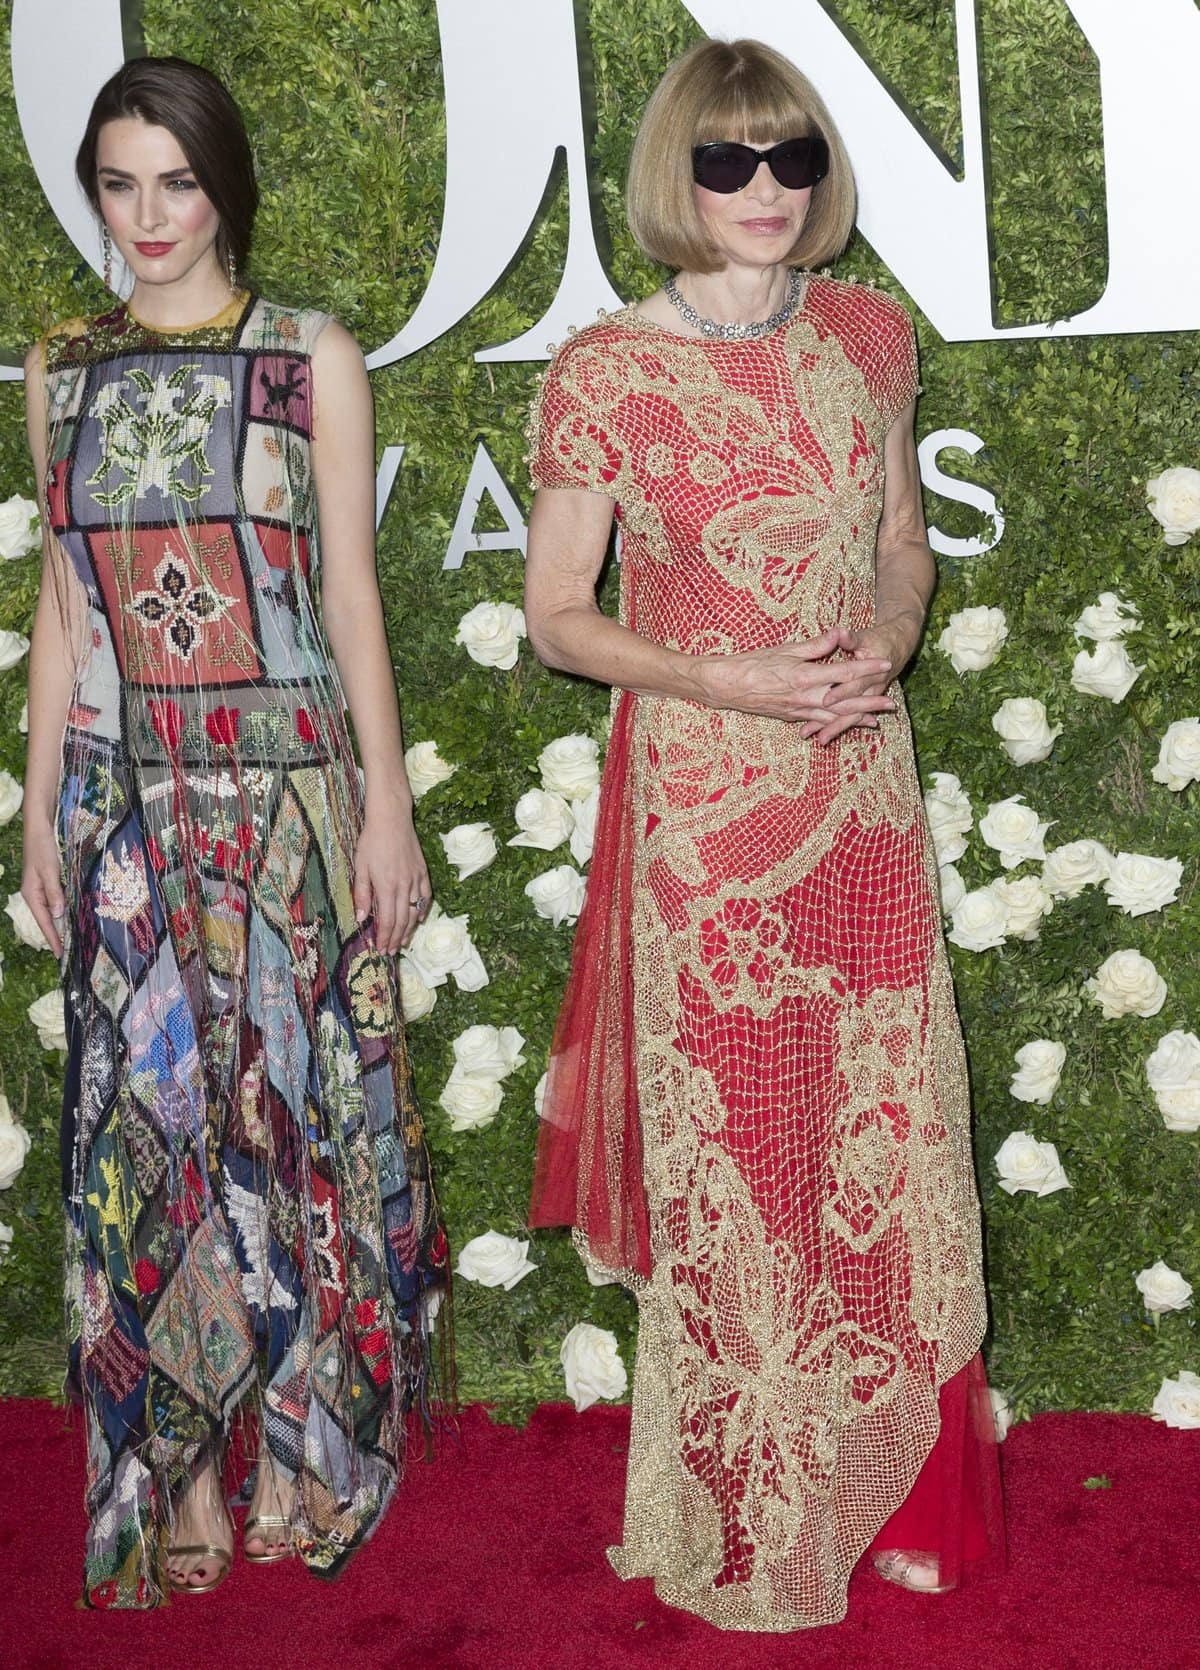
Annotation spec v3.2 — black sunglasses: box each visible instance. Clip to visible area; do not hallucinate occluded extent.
[692,136,830,195]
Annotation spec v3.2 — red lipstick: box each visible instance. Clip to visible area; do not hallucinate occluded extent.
[134,241,176,257]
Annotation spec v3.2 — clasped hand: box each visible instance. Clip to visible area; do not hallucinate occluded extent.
[705,624,907,744]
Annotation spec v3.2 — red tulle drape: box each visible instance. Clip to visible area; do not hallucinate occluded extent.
[870,1353,1006,1585]
[528,690,651,1280]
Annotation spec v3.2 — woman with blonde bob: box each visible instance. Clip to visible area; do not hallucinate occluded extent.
[527,38,1003,1630]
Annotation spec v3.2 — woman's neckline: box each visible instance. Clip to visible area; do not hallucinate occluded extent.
[125,288,251,334]
[622,270,813,344]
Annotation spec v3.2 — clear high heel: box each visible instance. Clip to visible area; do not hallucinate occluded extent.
[872,1549,953,1595]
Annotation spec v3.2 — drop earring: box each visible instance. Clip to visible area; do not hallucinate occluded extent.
[102,226,113,291]
[228,251,238,291]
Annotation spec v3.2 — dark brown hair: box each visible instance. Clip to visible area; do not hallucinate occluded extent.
[75,56,258,277]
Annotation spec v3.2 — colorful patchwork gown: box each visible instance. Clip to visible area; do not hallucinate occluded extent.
[529,276,1002,1630]
[40,291,448,1608]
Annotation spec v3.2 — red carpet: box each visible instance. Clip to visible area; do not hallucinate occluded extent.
[2,1399,1197,1669]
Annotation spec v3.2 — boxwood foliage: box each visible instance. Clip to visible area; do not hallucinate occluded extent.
[0,0,1196,1419]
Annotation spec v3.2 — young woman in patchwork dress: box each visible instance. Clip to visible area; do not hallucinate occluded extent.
[527,39,1003,1630]
[22,56,447,1606]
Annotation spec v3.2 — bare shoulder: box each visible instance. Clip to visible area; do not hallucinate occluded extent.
[311,316,367,375]
[309,318,371,438]
[312,315,363,357]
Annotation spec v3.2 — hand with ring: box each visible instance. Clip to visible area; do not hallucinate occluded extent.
[352,810,433,953]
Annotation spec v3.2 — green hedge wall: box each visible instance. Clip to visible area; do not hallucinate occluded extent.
[0,0,1196,1421]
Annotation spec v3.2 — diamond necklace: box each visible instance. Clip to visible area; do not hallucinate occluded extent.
[663,267,806,340]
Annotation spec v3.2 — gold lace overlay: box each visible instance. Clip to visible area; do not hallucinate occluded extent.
[530,278,987,1630]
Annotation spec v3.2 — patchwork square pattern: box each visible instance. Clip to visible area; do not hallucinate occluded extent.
[90,522,261,687]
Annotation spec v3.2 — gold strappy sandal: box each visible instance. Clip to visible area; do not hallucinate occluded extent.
[872,1549,953,1596]
[243,1513,294,1566]
[166,1542,232,1595]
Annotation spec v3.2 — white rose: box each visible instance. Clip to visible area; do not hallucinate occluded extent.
[924,772,973,864]
[1072,591,1141,642]
[403,740,457,801]
[0,494,40,560]
[1104,852,1183,918]
[0,630,31,672]
[988,875,1053,941]
[455,1230,537,1291]
[538,734,600,799]
[28,988,67,1051]
[559,1321,628,1411]
[0,772,23,826]
[534,1071,548,1118]
[5,892,51,952]
[1145,1030,1200,1132]
[404,903,489,992]
[440,822,497,880]
[936,605,1008,673]
[1009,1040,1066,1105]
[0,1221,11,1259]
[990,698,1062,766]
[455,600,526,670]
[451,1023,526,1081]
[397,960,437,1023]
[1135,1260,1193,1316]
[508,789,574,851]
[1085,950,1166,1020]
[1041,839,1112,900]
[585,1261,620,1288]
[989,1388,1013,1442]
[439,1070,504,1132]
[948,888,1009,952]
[937,862,965,917]
[994,1131,1071,1197]
[1070,640,1142,703]
[18,700,26,735]
[978,795,1052,870]
[0,1095,32,1189]
[1146,466,1200,545]
[1152,718,1200,792]
[568,787,599,867]
[1151,1371,1200,1429]
[526,865,587,927]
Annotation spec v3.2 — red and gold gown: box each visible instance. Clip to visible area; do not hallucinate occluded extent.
[528,275,1003,1630]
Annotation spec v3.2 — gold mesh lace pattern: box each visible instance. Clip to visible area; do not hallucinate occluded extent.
[530,278,986,1630]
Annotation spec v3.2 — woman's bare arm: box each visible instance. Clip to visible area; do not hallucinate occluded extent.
[311,321,429,953]
[524,485,893,726]
[805,402,934,744]
[22,340,86,956]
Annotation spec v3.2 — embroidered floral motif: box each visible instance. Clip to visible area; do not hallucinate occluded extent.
[347,952,395,1037]
[126,548,239,662]
[88,363,232,507]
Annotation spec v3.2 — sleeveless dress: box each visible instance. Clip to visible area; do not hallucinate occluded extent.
[40,292,448,1608]
[528,276,1002,1630]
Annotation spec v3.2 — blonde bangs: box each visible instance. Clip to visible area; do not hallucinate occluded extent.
[627,37,857,276]
[692,59,818,148]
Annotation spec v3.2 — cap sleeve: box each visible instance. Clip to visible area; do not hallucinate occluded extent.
[876,302,920,430]
[525,330,625,498]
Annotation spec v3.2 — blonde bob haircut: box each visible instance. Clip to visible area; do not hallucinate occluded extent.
[627,38,856,274]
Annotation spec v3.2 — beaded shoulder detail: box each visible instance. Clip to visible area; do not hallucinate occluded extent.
[42,294,331,374]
